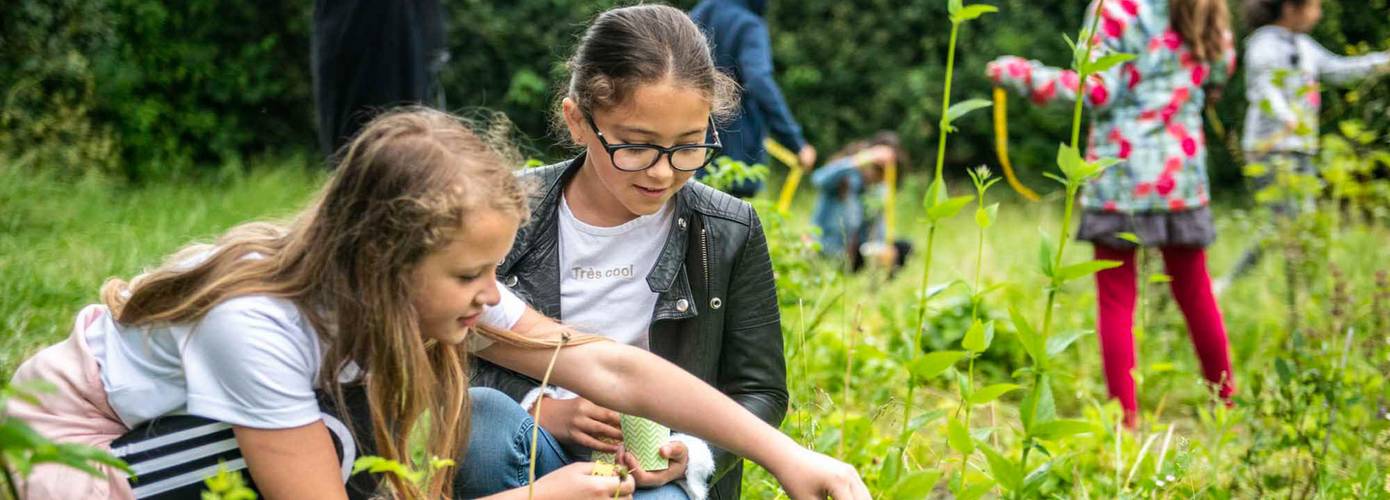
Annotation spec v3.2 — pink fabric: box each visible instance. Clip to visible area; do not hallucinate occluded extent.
[1094,246,1235,428]
[7,305,134,499]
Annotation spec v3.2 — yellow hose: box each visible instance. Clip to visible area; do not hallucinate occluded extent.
[994,86,1041,202]
[766,138,804,214]
[883,159,897,244]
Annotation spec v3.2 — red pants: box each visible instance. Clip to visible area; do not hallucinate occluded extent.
[1094,245,1234,426]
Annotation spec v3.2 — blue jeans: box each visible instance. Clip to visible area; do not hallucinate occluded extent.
[456,388,689,499]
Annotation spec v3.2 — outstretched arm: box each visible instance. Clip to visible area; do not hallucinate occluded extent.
[476,337,868,499]
[987,0,1146,110]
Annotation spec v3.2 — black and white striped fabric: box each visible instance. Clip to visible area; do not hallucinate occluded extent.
[111,412,356,499]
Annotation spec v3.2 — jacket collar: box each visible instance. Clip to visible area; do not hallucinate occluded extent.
[507,154,698,320]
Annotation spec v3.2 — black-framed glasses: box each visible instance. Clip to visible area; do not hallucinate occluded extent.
[584,113,722,172]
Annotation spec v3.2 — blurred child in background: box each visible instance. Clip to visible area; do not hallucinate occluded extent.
[810,131,912,274]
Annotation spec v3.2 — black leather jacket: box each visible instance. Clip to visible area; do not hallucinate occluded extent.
[471,155,788,499]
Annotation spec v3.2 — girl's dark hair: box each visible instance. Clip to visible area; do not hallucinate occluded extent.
[559,4,739,131]
[1242,0,1309,30]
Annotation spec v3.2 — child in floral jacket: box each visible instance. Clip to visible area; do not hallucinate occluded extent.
[988,0,1236,426]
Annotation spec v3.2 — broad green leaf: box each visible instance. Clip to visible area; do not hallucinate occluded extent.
[921,281,959,302]
[962,319,995,353]
[948,0,964,16]
[1083,157,1122,180]
[891,470,943,499]
[952,4,999,22]
[1031,419,1096,440]
[29,442,131,478]
[945,99,993,125]
[970,426,995,442]
[960,478,997,500]
[1087,52,1136,74]
[1056,259,1123,283]
[1370,151,1390,168]
[880,446,904,485]
[910,351,968,379]
[923,178,948,211]
[814,428,842,453]
[1038,232,1056,279]
[975,202,999,229]
[1023,460,1054,492]
[947,419,976,454]
[969,383,1022,405]
[1056,144,1084,180]
[1009,307,1045,365]
[1274,357,1296,383]
[979,443,1022,491]
[909,409,948,432]
[1046,329,1090,356]
[928,195,976,221]
[1338,120,1365,141]
[0,417,51,451]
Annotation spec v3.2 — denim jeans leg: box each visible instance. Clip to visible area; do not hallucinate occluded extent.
[454,387,572,497]
[635,483,692,500]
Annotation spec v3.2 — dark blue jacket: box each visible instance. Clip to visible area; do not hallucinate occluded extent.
[691,0,806,177]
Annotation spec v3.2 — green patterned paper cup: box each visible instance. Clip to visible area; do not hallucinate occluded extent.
[620,415,670,471]
[589,448,618,465]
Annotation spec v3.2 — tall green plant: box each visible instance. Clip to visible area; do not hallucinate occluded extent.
[976,0,1131,495]
[896,2,997,472]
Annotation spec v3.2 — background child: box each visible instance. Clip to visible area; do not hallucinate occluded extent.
[1224,0,1390,280]
[988,0,1237,426]
[810,131,912,273]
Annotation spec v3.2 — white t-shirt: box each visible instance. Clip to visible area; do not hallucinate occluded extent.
[557,195,673,350]
[86,283,525,429]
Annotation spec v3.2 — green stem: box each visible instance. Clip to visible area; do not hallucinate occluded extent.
[0,454,20,500]
[903,224,939,444]
[1070,0,1108,148]
[971,225,985,319]
[934,22,962,181]
[1024,0,1109,479]
[1040,185,1079,338]
[903,15,963,456]
[839,304,850,461]
[1040,0,1107,369]
[1019,433,1035,497]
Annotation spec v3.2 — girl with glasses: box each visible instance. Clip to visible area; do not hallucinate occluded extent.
[471,5,788,499]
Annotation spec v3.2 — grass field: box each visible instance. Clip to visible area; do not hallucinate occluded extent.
[3,159,1387,497]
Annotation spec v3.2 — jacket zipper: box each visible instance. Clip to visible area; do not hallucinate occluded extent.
[700,224,711,305]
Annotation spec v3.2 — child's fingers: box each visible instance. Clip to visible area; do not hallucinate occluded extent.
[620,452,655,484]
[573,431,621,453]
[615,474,636,497]
[579,416,624,442]
[660,441,688,461]
[585,403,622,426]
